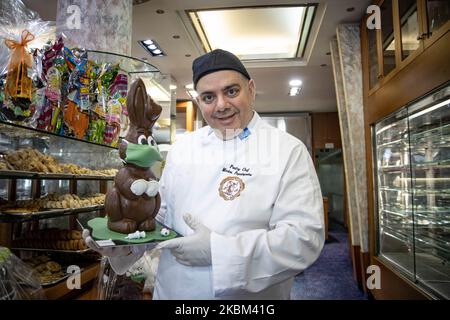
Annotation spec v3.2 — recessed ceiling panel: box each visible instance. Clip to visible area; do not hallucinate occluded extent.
[188,5,316,61]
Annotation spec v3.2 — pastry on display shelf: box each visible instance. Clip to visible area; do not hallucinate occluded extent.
[22,255,66,285]
[0,160,13,170]
[0,193,105,213]
[4,148,60,173]
[38,193,105,209]
[13,228,88,251]
[1,147,118,176]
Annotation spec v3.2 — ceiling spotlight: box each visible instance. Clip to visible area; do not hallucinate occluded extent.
[289,79,303,87]
[346,7,355,12]
[138,39,166,57]
[156,9,165,14]
[170,85,177,90]
[185,83,194,90]
[173,35,180,39]
[289,87,302,96]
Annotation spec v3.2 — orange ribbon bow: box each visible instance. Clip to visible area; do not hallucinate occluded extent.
[4,30,35,100]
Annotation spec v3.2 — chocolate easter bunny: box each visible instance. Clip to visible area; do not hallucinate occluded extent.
[105,78,163,234]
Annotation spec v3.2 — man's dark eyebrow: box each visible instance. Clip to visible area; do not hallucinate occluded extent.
[199,90,214,96]
[199,83,240,96]
[223,83,240,91]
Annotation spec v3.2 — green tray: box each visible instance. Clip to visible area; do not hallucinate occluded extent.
[87,217,178,245]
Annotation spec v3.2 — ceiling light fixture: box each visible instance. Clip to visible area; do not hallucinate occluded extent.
[289,79,302,96]
[289,79,302,87]
[187,4,317,61]
[138,39,166,57]
[289,87,302,97]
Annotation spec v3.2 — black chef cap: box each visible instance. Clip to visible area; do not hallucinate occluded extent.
[192,49,251,89]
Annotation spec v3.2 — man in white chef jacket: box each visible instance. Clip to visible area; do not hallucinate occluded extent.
[84,49,324,299]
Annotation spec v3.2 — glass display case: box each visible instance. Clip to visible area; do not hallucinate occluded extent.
[373,82,450,299]
[0,121,123,297]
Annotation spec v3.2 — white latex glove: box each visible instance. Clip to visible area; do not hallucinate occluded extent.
[156,214,211,266]
[83,229,157,275]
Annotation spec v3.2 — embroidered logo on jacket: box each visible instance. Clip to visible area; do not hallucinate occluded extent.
[218,176,245,201]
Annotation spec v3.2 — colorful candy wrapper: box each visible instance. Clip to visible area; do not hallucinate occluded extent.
[44,66,61,102]
[64,100,89,139]
[41,36,64,82]
[36,99,53,130]
[88,118,106,144]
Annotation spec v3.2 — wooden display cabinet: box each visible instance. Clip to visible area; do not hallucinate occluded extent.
[361,0,450,299]
[364,0,449,96]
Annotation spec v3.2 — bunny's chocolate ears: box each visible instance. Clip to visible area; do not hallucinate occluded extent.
[126,78,162,128]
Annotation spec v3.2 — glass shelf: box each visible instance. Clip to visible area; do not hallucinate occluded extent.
[377,138,409,149]
[11,247,91,254]
[379,159,450,171]
[0,170,114,181]
[0,120,118,150]
[380,186,450,195]
[86,50,159,75]
[0,205,104,223]
[410,122,450,141]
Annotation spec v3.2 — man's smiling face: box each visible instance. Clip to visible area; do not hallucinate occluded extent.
[195,70,256,136]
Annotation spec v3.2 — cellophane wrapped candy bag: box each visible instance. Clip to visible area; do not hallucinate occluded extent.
[0,247,45,300]
[0,0,54,121]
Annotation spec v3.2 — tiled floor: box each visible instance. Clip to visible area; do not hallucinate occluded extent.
[291,221,367,300]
